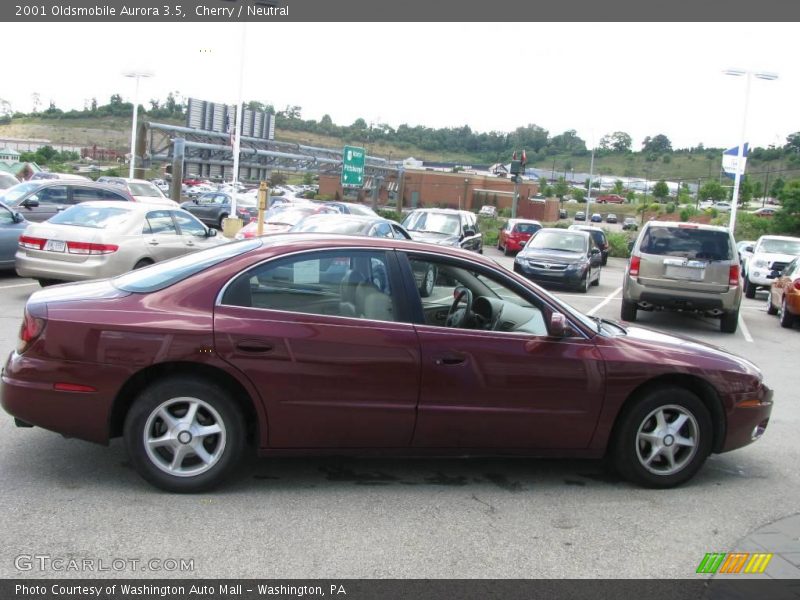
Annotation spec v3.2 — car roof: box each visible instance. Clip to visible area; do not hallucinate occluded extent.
[757,234,800,242]
[508,218,542,225]
[61,200,180,212]
[644,220,731,234]
[408,208,469,215]
[569,224,604,233]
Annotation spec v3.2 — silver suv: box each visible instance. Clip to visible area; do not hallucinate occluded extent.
[621,221,742,333]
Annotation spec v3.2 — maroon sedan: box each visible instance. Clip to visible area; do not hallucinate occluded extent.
[1,236,772,492]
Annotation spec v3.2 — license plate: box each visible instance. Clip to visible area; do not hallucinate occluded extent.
[44,240,65,252]
[665,265,704,281]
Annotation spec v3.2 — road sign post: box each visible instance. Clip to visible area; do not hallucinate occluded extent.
[342,145,366,186]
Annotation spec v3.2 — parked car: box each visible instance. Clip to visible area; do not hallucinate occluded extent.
[737,240,756,267]
[743,235,800,299]
[97,177,177,207]
[181,192,259,229]
[766,257,800,329]
[574,211,586,221]
[402,208,482,253]
[478,205,497,217]
[596,194,626,204]
[1,235,772,492]
[15,202,223,286]
[568,224,610,265]
[0,180,134,222]
[30,172,91,181]
[590,213,602,223]
[606,214,618,224]
[320,201,378,216]
[558,208,568,219]
[234,205,323,239]
[0,172,19,190]
[621,221,742,333]
[714,202,732,213]
[752,206,778,217]
[0,202,28,269]
[622,218,638,231]
[514,228,602,292]
[497,219,542,256]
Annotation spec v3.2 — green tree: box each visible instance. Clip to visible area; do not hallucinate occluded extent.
[785,132,800,154]
[653,179,669,201]
[698,180,727,202]
[573,187,586,202]
[553,177,569,200]
[642,134,672,153]
[737,175,754,206]
[613,180,624,195]
[774,180,800,235]
[600,131,632,152]
[770,177,786,199]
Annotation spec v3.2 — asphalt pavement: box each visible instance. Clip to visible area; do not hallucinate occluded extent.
[0,255,798,580]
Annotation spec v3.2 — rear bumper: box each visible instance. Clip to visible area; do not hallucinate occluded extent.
[623,277,741,312]
[1,351,120,444]
[15,251,123,282]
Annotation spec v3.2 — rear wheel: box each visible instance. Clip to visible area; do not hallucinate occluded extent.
[720,309,739,333]
[418,264,436,298]
[124,376,245,493]
[621,299,637,322]
[744,276,756,299]
[612,387,712,488]
[217,214,228,230]
[780,296,796,329]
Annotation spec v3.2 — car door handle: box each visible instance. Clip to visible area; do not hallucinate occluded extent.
[435,354,466,366]
[148,239,159,246]
[235,340,274,353]
[185,240,195,246]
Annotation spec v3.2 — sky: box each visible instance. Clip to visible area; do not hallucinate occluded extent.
[2,22,798,150]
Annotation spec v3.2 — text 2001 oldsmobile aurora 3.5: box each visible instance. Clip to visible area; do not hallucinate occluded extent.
[1,235,772,492]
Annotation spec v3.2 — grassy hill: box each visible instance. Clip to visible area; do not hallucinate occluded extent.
[1,116,796,192]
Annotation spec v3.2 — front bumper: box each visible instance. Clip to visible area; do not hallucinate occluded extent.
[720,384,773,453]
[514,260,586,287]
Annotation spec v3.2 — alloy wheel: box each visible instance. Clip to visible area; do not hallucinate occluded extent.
[635,404,699,476]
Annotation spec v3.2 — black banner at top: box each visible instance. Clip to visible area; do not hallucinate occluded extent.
[2,0,800,21]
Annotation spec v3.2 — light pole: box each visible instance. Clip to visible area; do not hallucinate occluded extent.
[122,70,153,179]
[723,68,778,233]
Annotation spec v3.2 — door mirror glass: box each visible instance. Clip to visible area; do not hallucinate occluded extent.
[590,248,600,256]
[207,228,217,237]
[463,227,475,237]
[22,198,39,208]
[744,245,754,253]
[549,312,567,338]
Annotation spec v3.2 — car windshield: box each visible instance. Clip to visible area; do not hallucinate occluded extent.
[128,182,162,197]
[403,212,460,236]
[528,231,586,252]
[759,238,800,255]
[292,217,365,234]
[0,182,39,203]
[640,226,733,260]
[113,239,262,293]
[49,205,132,229]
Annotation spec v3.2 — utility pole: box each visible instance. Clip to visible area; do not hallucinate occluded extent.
[762,165,770,207]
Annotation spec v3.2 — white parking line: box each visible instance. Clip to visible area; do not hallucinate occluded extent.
[738,313,754,343]
[0,282,38,289]
[587,286,623,316]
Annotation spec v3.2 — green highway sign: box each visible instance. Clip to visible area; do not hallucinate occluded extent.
[341,145,366,186]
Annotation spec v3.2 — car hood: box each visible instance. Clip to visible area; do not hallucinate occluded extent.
[518,249,585,264]
[613,323,762,379]
[407,231,461,246]
[752,252,798,264]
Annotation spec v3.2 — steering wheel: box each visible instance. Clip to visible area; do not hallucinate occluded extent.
[446,286,473,328]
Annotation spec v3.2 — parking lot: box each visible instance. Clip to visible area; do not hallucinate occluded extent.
[0,252,798,579]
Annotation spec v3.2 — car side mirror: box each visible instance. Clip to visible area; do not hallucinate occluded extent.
[12,212,23,223]
[22,198,39,208]
[590,248,600,256]
[549,312,568,338]
[206,228,217,237]
[463,227,476,237]
[744,245,754,253]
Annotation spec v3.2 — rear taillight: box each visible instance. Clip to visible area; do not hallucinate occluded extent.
[729,264,740,287]
[19,236,46,250]
[629,255,641,277]
[794,280,800,291]
[17,311,45,354]
[66,241,119,255]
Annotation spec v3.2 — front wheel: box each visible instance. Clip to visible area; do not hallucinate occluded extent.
[766,293,778,316]
[612,387,712,488]
[577,273,590,293]
[124,376,245,493]
[620,299,637,322]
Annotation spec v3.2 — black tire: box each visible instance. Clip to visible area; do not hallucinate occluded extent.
[612,386,713,488]
[133,259,154,270]
[124,376,245,493]
[577,273,590,293]
[780,296,795,329]
[621,299,637,322]
[720,309,738,333]
[766,293,778,316]
[601,255,608,266]
[217,213,228,230]
[744,276,756,299]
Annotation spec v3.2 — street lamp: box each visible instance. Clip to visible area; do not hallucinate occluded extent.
[122,70,154,179]
[722,68,778,233]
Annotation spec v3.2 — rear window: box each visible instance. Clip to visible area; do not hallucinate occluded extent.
[640,226,732,260]
[128,182,162,197]
[112,239,262,293]
[513,223,541,234]
[49,205,132,229]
